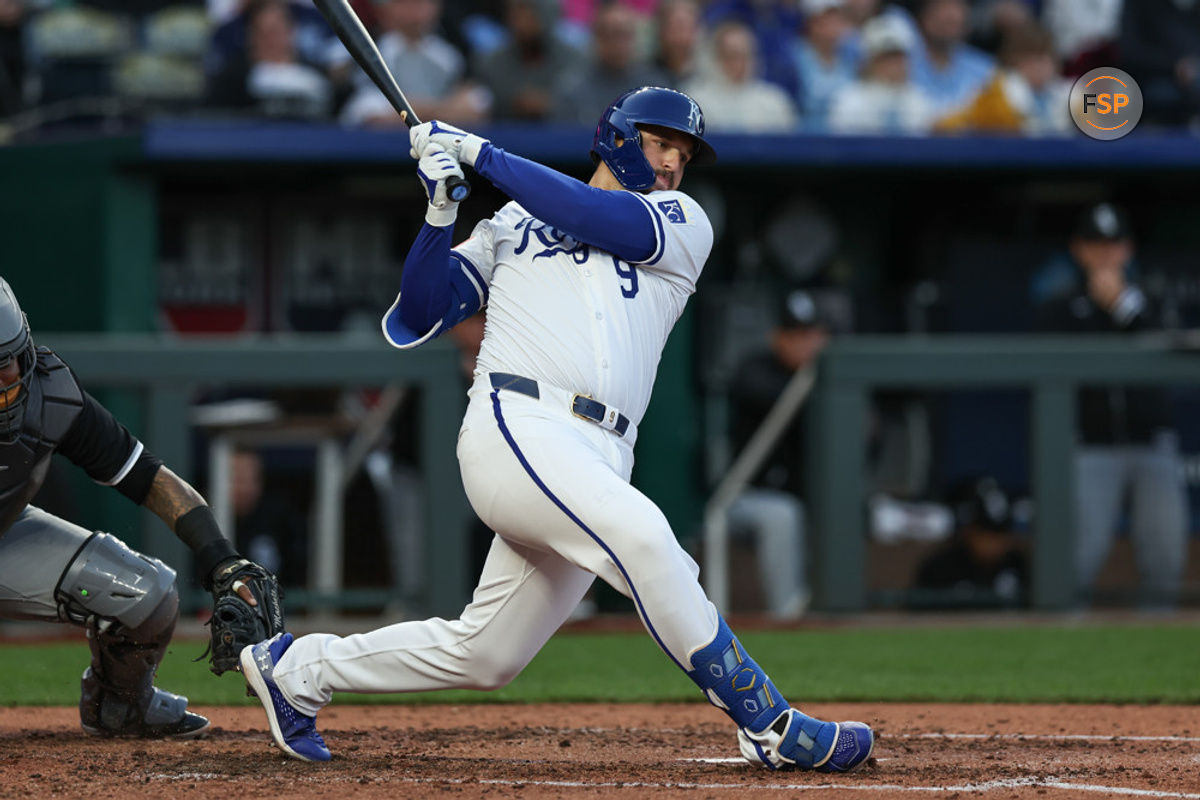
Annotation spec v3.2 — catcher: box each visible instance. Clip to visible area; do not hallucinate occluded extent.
[0,277,283,738]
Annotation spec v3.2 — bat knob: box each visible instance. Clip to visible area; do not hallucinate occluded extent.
[446,176,472,203]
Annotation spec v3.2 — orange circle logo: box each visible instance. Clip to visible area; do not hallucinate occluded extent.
[1069,68,1143,140]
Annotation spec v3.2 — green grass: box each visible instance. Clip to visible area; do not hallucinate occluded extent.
[4,623,1197,707]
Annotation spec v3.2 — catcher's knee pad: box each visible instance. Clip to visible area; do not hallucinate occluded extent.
[55,532,177,631]
[686,615,788,733]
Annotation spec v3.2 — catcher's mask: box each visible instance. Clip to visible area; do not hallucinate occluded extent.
[591,86,717,192]
[0,278,36,443]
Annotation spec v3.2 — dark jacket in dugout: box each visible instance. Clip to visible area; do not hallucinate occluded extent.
[1035,288,1173,446]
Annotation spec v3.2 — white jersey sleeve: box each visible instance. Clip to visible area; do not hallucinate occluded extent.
[449,208,504,310]
[624,190,713,291]
[381,210,502,350]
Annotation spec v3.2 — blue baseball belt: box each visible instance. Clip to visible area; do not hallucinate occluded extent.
[489,372,631,438]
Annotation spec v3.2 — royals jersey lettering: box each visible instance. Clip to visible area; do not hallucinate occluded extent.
[451,190,712,425]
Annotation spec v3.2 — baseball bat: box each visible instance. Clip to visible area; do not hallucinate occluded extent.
[313,0,471,202]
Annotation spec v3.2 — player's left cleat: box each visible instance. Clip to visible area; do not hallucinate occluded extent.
[738,709,874,772]
[813,721,875,772]
[241,633,332,762]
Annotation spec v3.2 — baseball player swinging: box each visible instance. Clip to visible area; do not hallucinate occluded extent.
[242,86,875,771]
[0,277,284,738]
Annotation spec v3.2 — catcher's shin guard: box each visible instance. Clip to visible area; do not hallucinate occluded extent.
[59,533,207,738]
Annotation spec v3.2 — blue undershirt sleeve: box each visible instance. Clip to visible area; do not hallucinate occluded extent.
[398,222,455,334]
[473,144,656,263]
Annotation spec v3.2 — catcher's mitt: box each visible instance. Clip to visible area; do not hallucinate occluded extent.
[204,558,285,675]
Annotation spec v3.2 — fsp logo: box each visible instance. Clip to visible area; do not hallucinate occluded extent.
[1069,67,1142,140]
[1083,92,1127,115]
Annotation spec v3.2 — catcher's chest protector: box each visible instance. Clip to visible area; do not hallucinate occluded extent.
[0,350,83,533]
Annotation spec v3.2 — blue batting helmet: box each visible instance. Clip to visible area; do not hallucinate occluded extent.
[591,86,717,192]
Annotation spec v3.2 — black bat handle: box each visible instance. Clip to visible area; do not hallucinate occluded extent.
[444,174,472,203]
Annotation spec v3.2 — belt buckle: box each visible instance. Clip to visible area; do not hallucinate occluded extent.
[570,393,593,422]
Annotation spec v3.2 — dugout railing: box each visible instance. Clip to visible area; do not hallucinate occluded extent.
[801,333,1200,612]
[43,332,1200,616]
[40,334,473,619]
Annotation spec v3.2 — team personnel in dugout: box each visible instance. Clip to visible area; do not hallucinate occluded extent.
[1034,203,1188,609]
[0,277,269,739]
[240,86,876,771]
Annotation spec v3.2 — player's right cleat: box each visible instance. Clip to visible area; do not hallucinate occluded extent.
[240,633,331,762]
[738,709,874,772]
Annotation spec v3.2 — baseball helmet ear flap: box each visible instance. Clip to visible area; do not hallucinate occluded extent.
[591,86,717,191]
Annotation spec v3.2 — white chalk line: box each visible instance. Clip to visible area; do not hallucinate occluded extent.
[901,732,1200,743]
[143,772,1200,798]
[144,728,1200,795]
[560,727,1200,744]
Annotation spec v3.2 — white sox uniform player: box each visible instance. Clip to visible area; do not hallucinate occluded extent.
[242,87,875,771]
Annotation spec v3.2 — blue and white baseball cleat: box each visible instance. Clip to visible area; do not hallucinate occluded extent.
[814,721,875,772]
[738,709,874,772]
[240,633,331,762]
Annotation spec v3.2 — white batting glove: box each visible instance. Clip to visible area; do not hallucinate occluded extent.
[409,120,488,168]
[417,143,465,226]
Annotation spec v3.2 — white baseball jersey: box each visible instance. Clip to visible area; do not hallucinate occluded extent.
[452,189,713,425]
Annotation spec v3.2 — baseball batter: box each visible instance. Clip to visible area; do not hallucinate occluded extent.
[242,87,875,771]
[0,277,282,737]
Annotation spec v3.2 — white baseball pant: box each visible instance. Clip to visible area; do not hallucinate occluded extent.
[274,373,720,713]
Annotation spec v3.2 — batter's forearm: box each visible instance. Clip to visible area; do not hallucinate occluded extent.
[399,223,456,332]
[142,466,206,530]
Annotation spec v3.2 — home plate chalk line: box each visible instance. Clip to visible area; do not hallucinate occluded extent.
[144,773,1200,798]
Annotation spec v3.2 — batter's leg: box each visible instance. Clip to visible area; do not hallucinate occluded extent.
[472,392,872,772]
[274,534,594,714]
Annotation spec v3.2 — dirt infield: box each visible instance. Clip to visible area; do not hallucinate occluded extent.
[0,702,1195,799]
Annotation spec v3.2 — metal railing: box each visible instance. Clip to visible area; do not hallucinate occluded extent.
[805,333,1200,611]
[43,332,1200,616]
[702,366,816,613]
[42,333,473,618]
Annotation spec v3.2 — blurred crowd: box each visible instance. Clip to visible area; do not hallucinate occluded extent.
[2,0,1199,136]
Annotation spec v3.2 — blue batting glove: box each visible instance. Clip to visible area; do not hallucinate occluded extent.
[417,143,464,226]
